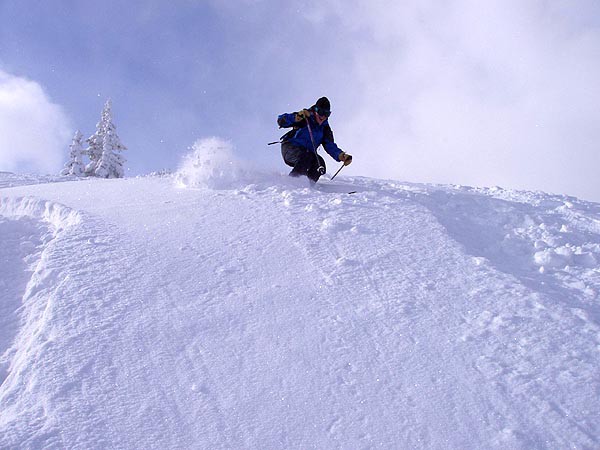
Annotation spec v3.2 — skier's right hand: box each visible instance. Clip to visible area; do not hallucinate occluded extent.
[295,109,312,122]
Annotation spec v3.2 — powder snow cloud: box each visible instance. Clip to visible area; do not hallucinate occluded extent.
[0,70,72,174]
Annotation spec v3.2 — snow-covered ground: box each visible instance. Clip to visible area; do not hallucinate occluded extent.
[1,158,600,448]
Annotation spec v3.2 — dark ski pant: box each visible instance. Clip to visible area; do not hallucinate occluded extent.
[281,142,326,182]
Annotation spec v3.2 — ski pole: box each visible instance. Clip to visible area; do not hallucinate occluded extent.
[267,140,280,145]
[304,115,325,174]
[330,163,345,180]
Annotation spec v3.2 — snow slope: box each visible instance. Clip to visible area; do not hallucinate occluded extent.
[1,165,599,449]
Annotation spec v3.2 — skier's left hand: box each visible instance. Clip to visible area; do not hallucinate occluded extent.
[339,152,353,166]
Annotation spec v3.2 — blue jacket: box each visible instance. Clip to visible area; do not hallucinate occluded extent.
[277,112,343,161]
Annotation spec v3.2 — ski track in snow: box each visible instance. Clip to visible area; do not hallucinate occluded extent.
[0,173,599,449]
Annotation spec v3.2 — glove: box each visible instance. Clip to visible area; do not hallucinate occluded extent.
[339,151,352,166]
[295,109,312,122]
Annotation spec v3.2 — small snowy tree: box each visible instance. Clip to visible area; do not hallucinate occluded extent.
[85,113,105,176]
[85,99,127,178]
[61,130,86,176]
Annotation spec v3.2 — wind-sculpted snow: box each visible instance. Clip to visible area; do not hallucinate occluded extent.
[0,214,49,387]
[0,173,599,449]
[403,184,600,313]
[0,196,96,446]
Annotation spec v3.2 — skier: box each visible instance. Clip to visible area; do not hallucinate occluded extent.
[277,97,352,182]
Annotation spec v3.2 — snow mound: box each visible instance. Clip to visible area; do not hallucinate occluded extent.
[175,137,257,190]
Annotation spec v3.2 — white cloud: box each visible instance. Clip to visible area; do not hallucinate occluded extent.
[0,70,72,174]
[304,0,600,201]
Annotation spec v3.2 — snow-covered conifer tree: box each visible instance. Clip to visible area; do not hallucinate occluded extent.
[95,125,127,178]
[85,99,127,178]
[85,112,105,176]
[61,130,86,176]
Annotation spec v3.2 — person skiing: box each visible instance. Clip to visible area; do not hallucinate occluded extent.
[277,97,352,182]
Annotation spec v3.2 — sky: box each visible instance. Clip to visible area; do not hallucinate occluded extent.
[1,0,599,201]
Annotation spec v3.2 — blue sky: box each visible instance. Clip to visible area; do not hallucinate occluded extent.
[1,0,600,201]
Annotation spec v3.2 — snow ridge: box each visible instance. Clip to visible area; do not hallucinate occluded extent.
[0,194,123,447]
[0,196,82,231]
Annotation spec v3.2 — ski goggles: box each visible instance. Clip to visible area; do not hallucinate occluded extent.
[314,106,331,118]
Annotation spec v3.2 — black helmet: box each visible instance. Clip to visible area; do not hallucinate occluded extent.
[312,96,331,117]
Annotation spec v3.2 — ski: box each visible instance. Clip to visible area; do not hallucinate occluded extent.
[313,183,358,195]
